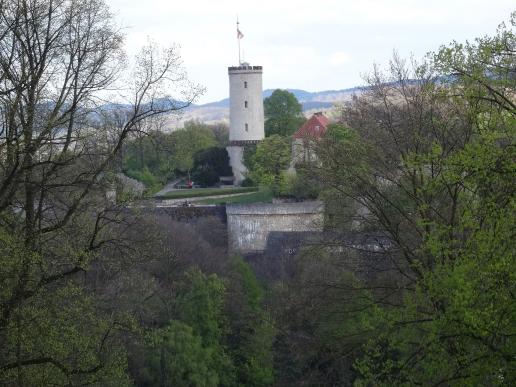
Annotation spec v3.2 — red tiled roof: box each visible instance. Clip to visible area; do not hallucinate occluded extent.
[293,112,329,139]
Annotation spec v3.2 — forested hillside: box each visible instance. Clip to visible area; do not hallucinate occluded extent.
[0,0,514,385]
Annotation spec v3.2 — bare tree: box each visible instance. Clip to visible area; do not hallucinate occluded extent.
[296,39,515,384]
[0,0,202,383]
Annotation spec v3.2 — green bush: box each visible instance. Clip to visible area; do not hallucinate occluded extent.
[241,177,255,187]
[278,170,321,200]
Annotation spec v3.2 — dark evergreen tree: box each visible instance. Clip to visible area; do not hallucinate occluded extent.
[192,147,233,186]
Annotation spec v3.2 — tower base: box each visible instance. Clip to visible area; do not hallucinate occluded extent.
[226,145,246,185]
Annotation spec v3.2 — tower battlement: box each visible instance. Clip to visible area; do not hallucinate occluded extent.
[228,65,263,72]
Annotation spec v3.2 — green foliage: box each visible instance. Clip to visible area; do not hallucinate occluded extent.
[264,89,305,136]
[243,143,257,170]
[128,166,161,194]
[326,18,515,386]
[142,269,235,386]
[247,134,291,193]
[144,321,220,387]
[230,257,265,312]
[2,4,514,386]
[199,188,273,205]
[175,269,228,347]
[123,131,173,187]
[211,123,230,147]
[0,222,134,386]
[226,257,275,386]
[324,122,356,142]
[283,14,516,386]
[0,229,132,385]
[278,169,321,200]
[359,121,515,385]
[269,249,376,386]
[432,11,516,117]
[240,176,256,187]
[172,121,218,174]
[142,261,276,387]
[122,121,217,188]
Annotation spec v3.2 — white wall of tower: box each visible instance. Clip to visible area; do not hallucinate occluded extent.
[227,65,264,185]
[228,67,264,141]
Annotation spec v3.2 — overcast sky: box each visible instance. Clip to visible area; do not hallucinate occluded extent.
[109,0,514,104]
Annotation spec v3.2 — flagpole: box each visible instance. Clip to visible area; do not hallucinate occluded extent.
[237,16,241,65]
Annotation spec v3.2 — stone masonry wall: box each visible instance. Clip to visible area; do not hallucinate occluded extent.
[226,201,324,253]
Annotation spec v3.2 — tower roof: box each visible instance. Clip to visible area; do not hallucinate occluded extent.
[293,112,329,139]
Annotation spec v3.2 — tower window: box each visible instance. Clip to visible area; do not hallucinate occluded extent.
[244,100,248,108]
[245,123,248,132]
[244,81,247,88]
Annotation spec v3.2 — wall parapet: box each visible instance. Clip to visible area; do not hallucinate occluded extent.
[228,65,263,72]
[228,140,261,147]
[227,201,323,215]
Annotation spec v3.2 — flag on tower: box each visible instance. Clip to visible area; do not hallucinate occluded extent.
[236,18,244,64]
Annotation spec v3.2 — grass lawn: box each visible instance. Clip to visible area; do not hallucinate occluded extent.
[198,189,273,204]
[155,186,258,200]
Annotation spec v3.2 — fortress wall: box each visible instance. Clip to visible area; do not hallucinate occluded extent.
[150,205,227,223]
[226,201,324,253]
[139,202,324,255]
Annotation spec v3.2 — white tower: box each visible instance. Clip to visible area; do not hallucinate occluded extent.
[227,63,264,185]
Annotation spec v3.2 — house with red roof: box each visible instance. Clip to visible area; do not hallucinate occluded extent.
[290,112,329,169]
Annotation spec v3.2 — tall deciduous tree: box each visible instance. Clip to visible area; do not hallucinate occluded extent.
[305,17,515,386]
[248,134,291,191]
[143,269,235,387]
[171,121,217,177]
[223,257,275,387]
[0,0,200,383]
[264,89,305,137]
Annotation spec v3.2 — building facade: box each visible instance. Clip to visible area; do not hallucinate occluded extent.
[290,112,329,169]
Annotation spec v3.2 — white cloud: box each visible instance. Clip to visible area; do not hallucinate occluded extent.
[107,0,515,103]
[329,51,351,66]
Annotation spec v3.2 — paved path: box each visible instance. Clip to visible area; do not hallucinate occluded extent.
[155,192,252,207]
[154,178,182,197]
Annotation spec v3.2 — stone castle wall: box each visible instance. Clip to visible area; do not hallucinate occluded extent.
[144,201,324,255]
[151,205,227,223]
[226,201,324,253]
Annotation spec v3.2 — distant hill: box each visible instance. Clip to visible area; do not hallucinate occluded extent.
[167,86,365,128]
[199,87,364,109]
